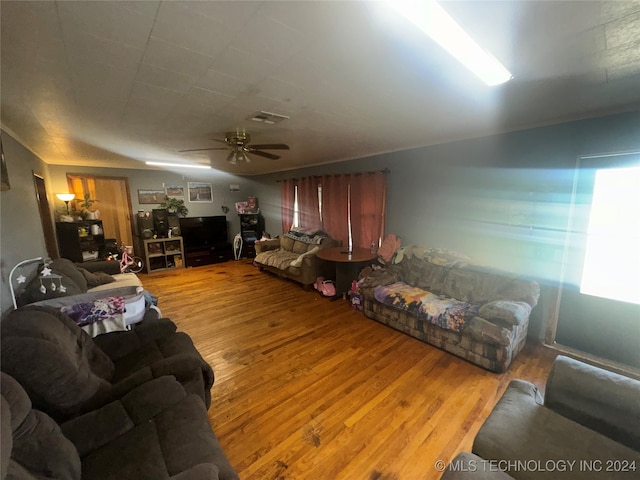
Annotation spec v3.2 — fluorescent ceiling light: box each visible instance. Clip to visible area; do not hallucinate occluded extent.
[146,161,210,169]
[388,0,513,86]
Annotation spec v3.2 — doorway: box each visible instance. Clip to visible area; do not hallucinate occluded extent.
[33,172,58,259]
[66,174,135,253]
[550,152,640,369]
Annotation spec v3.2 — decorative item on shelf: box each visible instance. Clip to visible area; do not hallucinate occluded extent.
[159,196,189,216]
[78,193,100,219]
[235,201,248,214]
[246,196,259,213]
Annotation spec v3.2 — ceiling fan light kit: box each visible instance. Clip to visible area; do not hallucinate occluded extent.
[180,129,290,166]
[226,148,250,165]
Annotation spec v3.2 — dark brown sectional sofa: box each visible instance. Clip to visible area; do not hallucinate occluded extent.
[0,306,238,480]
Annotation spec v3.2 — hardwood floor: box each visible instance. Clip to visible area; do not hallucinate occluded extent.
[140,261,558,480]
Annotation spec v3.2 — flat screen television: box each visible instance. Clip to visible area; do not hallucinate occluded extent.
[179,216,228,249]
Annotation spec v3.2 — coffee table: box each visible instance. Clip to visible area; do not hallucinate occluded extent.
[316,246,377,298]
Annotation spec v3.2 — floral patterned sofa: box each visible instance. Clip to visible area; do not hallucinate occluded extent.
[254,229,339,287]
[359,246,540,372]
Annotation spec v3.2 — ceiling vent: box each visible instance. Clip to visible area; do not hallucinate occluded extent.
[248,111,290,125]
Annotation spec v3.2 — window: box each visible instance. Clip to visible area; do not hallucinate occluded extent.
[580,166,640,304]
[281,172,387,249]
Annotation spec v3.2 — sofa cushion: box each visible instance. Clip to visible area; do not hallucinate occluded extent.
[254,249,301,273]
[280,235,295,251]
[374,282,479,332]
[77,394,231,480]
[478,300,532,327]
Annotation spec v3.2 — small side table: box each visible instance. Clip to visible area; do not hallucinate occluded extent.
[316,246,377,298]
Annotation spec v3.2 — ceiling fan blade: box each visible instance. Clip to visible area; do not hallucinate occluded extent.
[248,143,289,150]
[211,138,230,144]
[248,149,280,160]
[178,147,229,153]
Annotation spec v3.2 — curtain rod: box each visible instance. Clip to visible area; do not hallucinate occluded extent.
[276,168,389,183]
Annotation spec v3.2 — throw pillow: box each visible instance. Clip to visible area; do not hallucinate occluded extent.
[280,236,295,251]
[292,240,308,254]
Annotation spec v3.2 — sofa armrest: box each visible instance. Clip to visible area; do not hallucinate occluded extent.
[76,260,121,275]
[255,238,281,254]
[545,356,640,451]
[441,452,516,480]
[477,300,532,327]
[149,353,212,386]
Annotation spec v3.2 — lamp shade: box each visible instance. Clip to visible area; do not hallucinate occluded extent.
[56,193,75,202]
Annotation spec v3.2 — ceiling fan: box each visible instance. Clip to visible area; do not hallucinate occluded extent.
[179,130,289,165]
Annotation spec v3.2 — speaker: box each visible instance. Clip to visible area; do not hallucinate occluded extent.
[152,209,168,238]
[137,217,154,239]
[167,213,181,237]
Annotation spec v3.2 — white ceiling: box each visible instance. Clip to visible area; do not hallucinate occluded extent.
[1,1,639,175]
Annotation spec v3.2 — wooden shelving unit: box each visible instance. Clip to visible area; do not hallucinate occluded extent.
[143,237,184,273]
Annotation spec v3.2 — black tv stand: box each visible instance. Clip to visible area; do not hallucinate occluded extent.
[184,242,233,267]
[179,216,232,267]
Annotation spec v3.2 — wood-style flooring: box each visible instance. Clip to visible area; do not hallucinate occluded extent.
[140,260,558,480]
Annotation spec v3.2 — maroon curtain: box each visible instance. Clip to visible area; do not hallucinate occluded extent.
[297,176,321,231]
[321,174,350,247]
[350,171,387,249]
[280,178,295,233]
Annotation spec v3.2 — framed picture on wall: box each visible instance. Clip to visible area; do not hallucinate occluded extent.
[165,185,184,199]
[188,182,213,203]
[138,189,166,204]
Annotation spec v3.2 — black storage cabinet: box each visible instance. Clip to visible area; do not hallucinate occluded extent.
[56,220,106,263]
[239,213,264,258]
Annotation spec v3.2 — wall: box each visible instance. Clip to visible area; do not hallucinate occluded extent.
[46,165,263,244]
[0,130,52,314]
[3,112,639,340]
[254,111,640,340]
